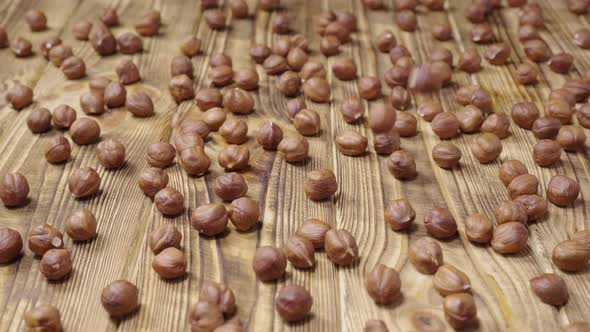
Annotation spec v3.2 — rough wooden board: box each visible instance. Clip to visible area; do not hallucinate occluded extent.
[0,0,588,331]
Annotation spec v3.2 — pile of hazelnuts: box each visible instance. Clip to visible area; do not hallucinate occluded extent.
[1,0,590,331]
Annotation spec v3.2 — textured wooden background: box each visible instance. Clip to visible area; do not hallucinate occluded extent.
[0,0,589,331]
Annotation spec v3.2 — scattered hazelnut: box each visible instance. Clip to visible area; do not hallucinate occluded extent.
[73,21,92,40]
[484,43,511,65]
[305,169,337,201]
[230,0,249,18]
[104,81,127,108]
[431,112,460,139]
[195,88,222,111]
[471,133,502,163]
[530,273,568,306]
[430,47,453,66]
[368,103,396,133]
[154,187,185,216]
[390,86,411,111]
[458,47,482,73]
[65,208,97,241]
[25,9,47,31]
[218,145,249,172]
[277,71,301,97]
[6,82,33,110]
[457,105,484,133]
[294,109,321,136]
[358,76,382,100]
[396,10,417,31]
[514,195,548,221]
[100,8,118,27]
[285,235,315,269]
[234,68,258,91]
[146,142,176,168]
[387,150,417,180]
[332,57,357,81]
[366,264,401,304]
[219,117,248,144]
[549,53,574,74]
[324,229,358,265]
[286,47,308,70]
[135,10,161,36]
[0,173,29,207]
[409,237,443,274]
[50,106,76,130]
[80,92,105,116]
[179,119,210,139]
[365,320,388,332]
[574,28,590,49]
[431,142,461,169]
[499,160,528,186]
[203,107,227,131]
[562,79,590,102]
[533,139,562,167]
[149,223,181,254]
[68,167,101,198]
[546,99,573,124]
[432,22,452,41]
[171,55,194,78]
[263,54,288,75]
[296,219,331,249]
[252,246,287,281]
[275,285,313,322]
[494,200,528,225]
[228,197,260,231]
[23,304,61,332]
[340,97,364,124]
[96,139,126,169]
[11,37,32,57]
[173,133,204,154]
[471,23,495,44]
[303,77,331,103]
[205,10,226,30]
[189,301,224,332]
[278,135,309,163]
[89,21,116,56]
[152,247,186,279]
[26,108,52,133]
[433,265,471,296]
[286,98,306,120]
[28,224,63,256]
[335,130,368,156]
[552,240,590,272]
[524,39,551,62]
[101,280,139,318]
[214,173,248,201]
[39,36,61,59]
[209,65,233,86]
[180,36,201,57]
[417,101,443,122]
[40,248,72,280]
[464,213,493,244]
[492,222,529,254]
[578,104,590,128]
[384,198,415,231]
[443,293,477,329]
[424,207,457,239]
[556,125,586,151]
[0,228,23,263]
[481,113,510,138]
[257,122,283,150]
[126,91,154,117]
[117,59,141,85]
[199,282,236,316]
[299,61,326,80]
[508,173,538,198]
[546,175,580,207]
[515,62,538,85]
[375,129,401,155]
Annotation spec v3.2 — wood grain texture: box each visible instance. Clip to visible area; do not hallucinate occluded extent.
[0,0,589,331]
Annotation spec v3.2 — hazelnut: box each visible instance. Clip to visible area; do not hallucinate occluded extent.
[499,160,528,186]
[332,57,357,81]
[96,139,126,169]
[6,82,33,110]
[89,21,116,56]
[303,77,331,103]
[117,59,141,85]
[100,8,118,27]
[219,117,248,144]
[290,33,309,51]
[471,133,502,163]
[424,207,457,239]
[65,208,97,241]
[205,10,226,30]
[549,53,574,74]
[146,142,176,168]
[384,198,415,231]
[0,228,23,263]
[508,174,539,198]
[305,169,337,201]
[230,0,249,18]
[366,264,401,304]
[234,68,258,91]
[135,10,161,36]
[387,150,417,180]
[126,91,154,117]
[275,285,313,322]
[457,86,493,113]
[80,92,105,116]
[396,10,417,31]
[481,113,510,138]
[23,304,62,332]
[374,129,401,155]
[533,139,562,167]
[431,112,460,139]
[471,23,495,44]
[250,44,271,64]
[189,302,224,332]
[465,3,487,23]
[433,265,471,296]
[575,28,590,48]
[138,168,169,197]
[432,22,452,41]
[409,237,443,274]
[530,273,568,306]
[272,13,290,34]
[277,71,301,97]
[219,145,249,172]
[520,8,544,28]
[170,55,194,78]
[443,293,477,329]
[492,222,529,254]
[561,322,590,332]
[335,130,368,156]
[578,103,590,128]
[263,54,288,75]
[417,101,443,122]
[221,87,253,115]
[104,82,127,108]
[26,108,52,133]
[524,39,551,62]
[518,24,540,42]
[384,65,410,88]
[358,76,382,100]
[366,0,385,9]
[149,224,181,254]
[180,36,201,57]
[179,147,210,176]
[568,0,589,14]
[117,32,142,54]
[296,219,331,249]
[52,105,76,129]
[73,21,92,40]
[195,88,222,111]
[324,21,351,43]
[152,247,186,279]
[457,105,484,133]
[285,235,315,269]
[494,200,528,225]
[515,63,538,85]
[286,47,308,71]
[257,122,283,150]
[286,98,306,119]
[199,282,236,316]
[25,9,47,31]
[556,125,586,151]
[430,47,453,66]
[320,35,340,56]
[214,173,248,201]
[562,79,590,102]
[154,187,184,216]
[101,280,139,318]
[211,53,233,67]
[203,107,227,131]
[458,47,482,73]
[68,167,101,198]
[484,43,511,65]
[228,197,260,231]
[28,224,63,256]
[299,61,326,80]
[278,135,309,163]
[0,173,29,207]
[464,213,493,244]
[431,142,462,169]
[324,229,358,265]
[179,119,210,139]
[340,97,364,124]
[368,103,396,133]
[11,37,33,57]
[61,56,86,80]
[365,320,388,332]
[209,65,233,86]
[252,246,287,281]
[390,86,411,111]
[547,175,580,207]
[40,249,72,280]
[514,195,548,221]
[294,109,321,136]
[552,240,590,272]
[546,99,573,124]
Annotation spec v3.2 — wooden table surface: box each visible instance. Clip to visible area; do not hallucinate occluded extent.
[0,0,589,331]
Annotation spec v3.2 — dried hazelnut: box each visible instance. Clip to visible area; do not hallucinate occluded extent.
[578,103,590,128]
[464,213,493,243]
[202,107,226,131]
[518,24,540,42]
[101,280,139,318]
[117,32,142,54]
[465,3,487,23]
[96,139,125,169]
[324,229,358,265]
[508,173,538,198]
[179,118,211,139]
[514,194,548,221]
[556,125,586,151]
[263,54,288,75]
[389,45,412,64]
[217,145,248,172]
[368,103,396,134]
[191,204,228,237]
[230,0,249,18]
[303,77,331,103]
[73,21,92,40]
[340,97,364,123]
[546,99,573,124]
[499,160,528,186]
[332,57,357,81]
[152,247,186,279]
[358,76,382,100]
[205,10,226,30]
[494,200,528,225]
[316,36,339,57]
[189,301,224,332]
[293,108,320,136]
[271,39,291,57]
[250,44,271,64]
[520,8,544,28]
[154,187,184,216]
[562,79,590,102]
[89,76,111,95]
[375,30,396,53]
[272,13,290,34]
[458,47,482,73]
[384,198,415,231]
[432,142,461,169]
[417,101,443,122]
[209,65,233,86]
[335,130,367,156]
[278,135,309,163]
[568,0,589,14]
[0,173,29,207]
[552,240,590,272]
[63,208,97,242]
[431,112,460,139]
[286,98,306,119]
[549,53,574,74]
[100,8,118,27]
[285,47,307,71]
[149,224,181,254]
[27,108,52,133]
[257,122,283,150]
[480,113,510,138]
[374,129,401,155]
[180,36,201,57]
[40,249,72,280]
[252,246,287,281]
[409,237,443,274]
[366,264,401,305]
[524,39,551,62]
[430,47,453,66]
[226,197,260,231]
[396,10,417,31]
[433,265,471,296]
[277,71,301,97]
[365,320,388,332]
[299,61,326,80]
[171,55,194,78]
[275,285,313,322]
[492,222,529,254]
[561,322,590,332]
[530,273,568,306]
[471,23,494,44]
[547,175,580,207]
[295,219,331,249]
[365,0,385,9]
[285,235,315,269]
[443,293,477,329]
[222,88,254,114]
[484,43,511,65]
[126,91,154,117]
[40,36,61,59]
[89,21,116,56]
[11,37,32,57]
[146,142,175,168]
[387,150,417,180]
[0,228,23,263]
[6,82,33,110]
[471,133,503,163]
[68,167,101,198]
[390,86,411,112]
[432,22,452,41]
[28,224,63,256]
[195,88,222,111]
[169,75,194,103]
[199,282,236,316]
[515,63,538,85]
[172,133,204,154]
[324,21,351,43]
[25,9,47,31]
[531,117,560,139]
[533,139,562,167]
[219,117,248,145]
[138,167,168,197]
[233,68,258,91]
[116,59,141,85]
[51,105,76,129]
[305,169,337,200]
[290,33,309,51]
[575,28,590,48]
[80,92,105,115]
[456,85,493,112]
[135,10,161,36]
[23,304,61,332]
[457,105,484,133]
[424,207,457,239]
[214,173,248,201]
[104,82,127,108]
